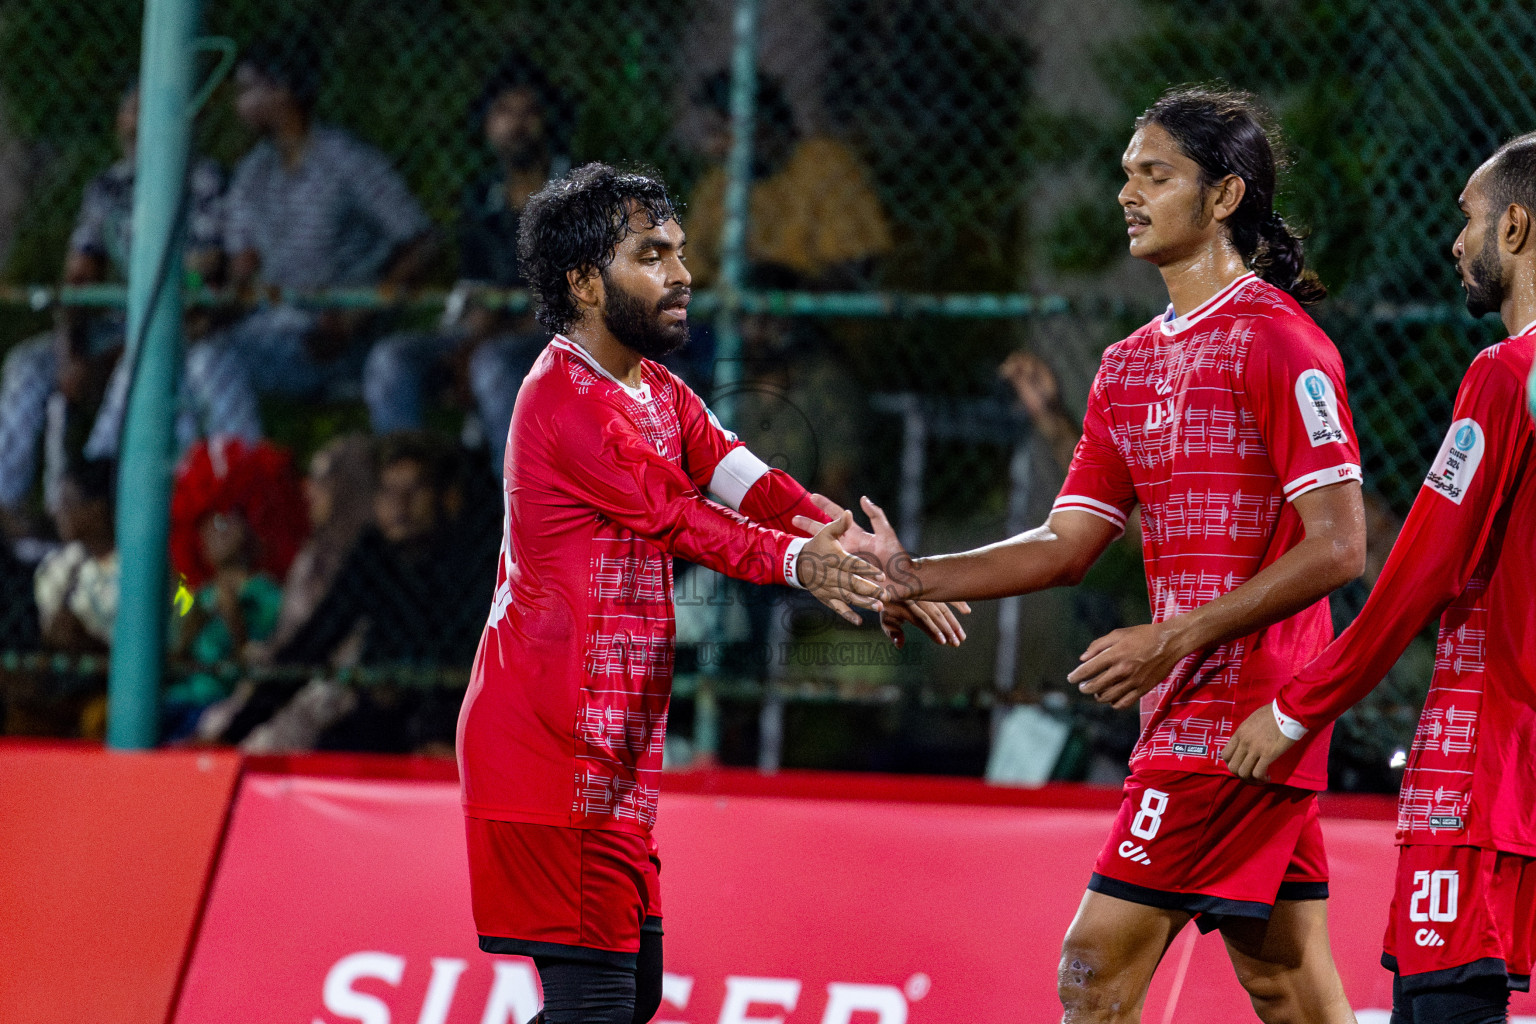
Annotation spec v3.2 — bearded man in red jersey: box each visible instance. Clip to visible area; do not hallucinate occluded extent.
[457,162,964,1024]
[822,89,1366,1022]
[1227,133,1536,1024]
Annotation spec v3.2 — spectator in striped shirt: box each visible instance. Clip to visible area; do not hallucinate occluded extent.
[0,84,258,536]
[218,38,437,404]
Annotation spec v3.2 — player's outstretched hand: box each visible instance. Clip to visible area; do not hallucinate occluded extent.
[796,495,970,646]
[798,510,885,625]
[1220,703,1296,784]
[874,597,970,648]
[1067,621,1187,710]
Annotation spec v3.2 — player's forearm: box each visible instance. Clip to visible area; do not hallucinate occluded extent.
[739,470,828,536]
[1280,514,1474,727]
[1163,531,1363,665]
[895,523,1093,603]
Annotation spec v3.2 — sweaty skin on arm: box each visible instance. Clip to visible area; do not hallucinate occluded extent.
[1068,480,1365,709]
[875,479,1364,710]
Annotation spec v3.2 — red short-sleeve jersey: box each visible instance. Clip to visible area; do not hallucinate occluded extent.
[458,336,821,834]
[1056,273,1361,789]
[1280,327,1536,853]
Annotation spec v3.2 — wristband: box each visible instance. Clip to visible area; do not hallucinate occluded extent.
[783,537,810,589]
[1272,701,1309,741]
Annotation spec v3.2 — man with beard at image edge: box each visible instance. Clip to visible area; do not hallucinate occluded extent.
[456,163,966,1024]
[1225,132,1536,1024]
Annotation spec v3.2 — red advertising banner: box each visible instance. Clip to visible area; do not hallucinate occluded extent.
[174,771,1536,1024]
[0,741,241,1024]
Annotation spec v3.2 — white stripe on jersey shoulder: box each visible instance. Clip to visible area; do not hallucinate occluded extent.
[1051,494,1129,528]
[1159,272,1258,337]
[551,335,653,402]
[1282,462,1362,501]
[708,446,772,511]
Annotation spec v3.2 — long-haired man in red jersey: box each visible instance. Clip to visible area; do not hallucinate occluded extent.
[456,162,965,1024]
[813,88,1368,1022]
[1226,134,1536,1024]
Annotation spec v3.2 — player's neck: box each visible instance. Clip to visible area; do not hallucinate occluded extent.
[1157,241,1250,319]
[1500,272,1536,337]
[564,324,645,387]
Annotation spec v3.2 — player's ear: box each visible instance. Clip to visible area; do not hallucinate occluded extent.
[567,265,603,311]
[1502,203,1532,256]
[1209,173,1245,223]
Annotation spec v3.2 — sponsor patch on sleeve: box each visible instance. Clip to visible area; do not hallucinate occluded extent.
[1294,369,1348,447]
[1424,418,1485,505]
[704,403,739,443]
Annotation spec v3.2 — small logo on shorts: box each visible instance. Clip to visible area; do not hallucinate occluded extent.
[1428,815,1464,829]
[1171,742,1208,757]
[1117,840,1152,865]
[1414,928,1447,947]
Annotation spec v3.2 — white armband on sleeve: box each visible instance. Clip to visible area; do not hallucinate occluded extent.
[1272,701,1309,741]
[709,446,772,511]
[783,537,811,589]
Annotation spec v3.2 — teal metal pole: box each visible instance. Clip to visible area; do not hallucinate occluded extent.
[694,0,759,764]
[106,0,202,749]
[712,0,759,424]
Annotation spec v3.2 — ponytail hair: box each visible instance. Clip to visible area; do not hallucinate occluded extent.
[1138,86,1326,305]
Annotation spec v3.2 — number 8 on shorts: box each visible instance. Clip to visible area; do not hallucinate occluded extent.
[1130,789,1169,841]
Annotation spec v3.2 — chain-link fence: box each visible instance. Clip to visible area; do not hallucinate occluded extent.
[0,0,1529,782]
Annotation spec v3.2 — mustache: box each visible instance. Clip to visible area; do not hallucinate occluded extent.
[659,288,691,310]
[1125,210,1150,225]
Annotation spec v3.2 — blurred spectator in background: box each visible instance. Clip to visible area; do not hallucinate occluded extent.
[220,37,436,405]
[274,430,481,668]
[261,433,377,658]
[33,459,117,655]
[365,57,570,471]
[0,84,255,535]
[684,71,892,289]
[192,432,377,748]
[207,431,483,754]
[163,508,284,739]
[159,436,307,739]
[167,436,308,591]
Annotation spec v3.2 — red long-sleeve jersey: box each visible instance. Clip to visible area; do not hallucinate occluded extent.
[1278,327,1536,853]
[1057,274,1362,789]
[458,336,824,834]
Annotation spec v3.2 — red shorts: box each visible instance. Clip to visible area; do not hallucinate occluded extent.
[1090,769,1328,932]
[465,817,662,965]
[1382,845,1536,994]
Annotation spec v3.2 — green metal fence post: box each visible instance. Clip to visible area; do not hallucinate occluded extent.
[105,0,202,749]
[694,0,759,764]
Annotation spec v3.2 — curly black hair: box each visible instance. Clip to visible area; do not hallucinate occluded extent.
[517,162,678,334]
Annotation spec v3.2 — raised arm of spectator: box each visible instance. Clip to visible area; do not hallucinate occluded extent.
[1000,351,1082,473]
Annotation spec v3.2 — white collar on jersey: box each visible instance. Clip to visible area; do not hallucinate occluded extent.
[1159,272,1257,337]
[551,334,652,402]
[1514,316,1536,339]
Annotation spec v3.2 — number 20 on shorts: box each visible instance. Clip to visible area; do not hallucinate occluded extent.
[1131,789,1170,841]
[1409,869,1459,923]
